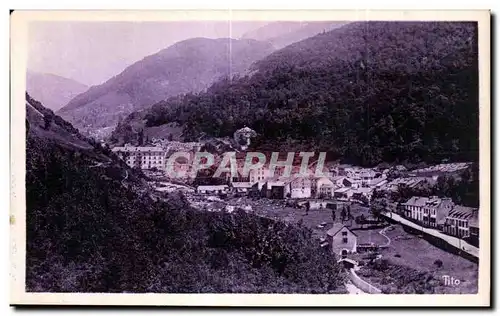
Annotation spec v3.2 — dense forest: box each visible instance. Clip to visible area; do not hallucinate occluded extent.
[111,21,479,167]
[26,95,347,293]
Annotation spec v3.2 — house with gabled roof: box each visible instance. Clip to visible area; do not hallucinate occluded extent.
[326,223,358,256]
[443,205,479,239]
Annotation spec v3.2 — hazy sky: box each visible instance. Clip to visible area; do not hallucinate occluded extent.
[27,21,267,86]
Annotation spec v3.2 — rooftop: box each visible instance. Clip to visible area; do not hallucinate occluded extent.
[231,182,253,188]
[112,146,164,152]
[447,205,478,220]
[403,196,429,207]
[335,187,352,193]
[197,185,229,190]
[327,223,357,237]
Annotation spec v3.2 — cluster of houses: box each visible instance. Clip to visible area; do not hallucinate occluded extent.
[399,195,479,245]
[194,163,392,203]
[198,162,467,204]
[409,162,471,176]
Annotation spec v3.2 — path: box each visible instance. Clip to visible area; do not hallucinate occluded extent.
[345,281,366,294]
[378,225,392,248]
[26,101,44,117]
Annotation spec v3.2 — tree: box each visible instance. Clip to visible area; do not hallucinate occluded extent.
[371,198,387,222]
[433,259,443,268]
[43,115,52,130]
[340,207,347,222]
[355,214,366,228]
[138,129,144,146]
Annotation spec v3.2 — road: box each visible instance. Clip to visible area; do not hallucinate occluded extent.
[345,281,367,294]
[382,212,478,258]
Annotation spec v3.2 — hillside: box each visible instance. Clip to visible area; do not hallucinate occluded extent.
[26,94,347,293]
[26,71,88,111]
[111,21,479,166]
[242,21,347,49]
[56,38,275,137]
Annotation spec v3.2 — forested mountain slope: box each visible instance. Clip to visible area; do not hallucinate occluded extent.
[112,22,478,166]
[26,94,346,293]
[241,21,347,49]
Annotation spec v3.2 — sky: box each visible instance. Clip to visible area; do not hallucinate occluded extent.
[27,21,267,86]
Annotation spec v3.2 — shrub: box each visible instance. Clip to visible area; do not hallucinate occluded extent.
[434,259,443,268]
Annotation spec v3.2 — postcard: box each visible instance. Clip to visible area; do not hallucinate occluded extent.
[10,9,491,306]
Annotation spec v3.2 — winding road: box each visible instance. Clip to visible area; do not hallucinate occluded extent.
[378,225,392,248]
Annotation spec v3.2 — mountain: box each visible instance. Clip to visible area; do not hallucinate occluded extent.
[26,71,89,111]
[111,22,479,166]
[241,21,347,49]
[56,37,275,137]
[26,93,347,293]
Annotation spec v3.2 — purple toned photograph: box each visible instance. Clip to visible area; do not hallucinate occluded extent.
[16,11,490,306]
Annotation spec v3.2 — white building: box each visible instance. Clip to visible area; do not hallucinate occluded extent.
[112,145,165,170]
[334,187,354,200]
[196,185,230,194]
[249,167,271,183]
[231,182,253,193]
[401,196,454,228]
[443,205,478,238]
[287,177,312,199]
[313,177,336,198]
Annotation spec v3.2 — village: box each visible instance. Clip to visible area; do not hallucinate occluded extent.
[111,141,479,294]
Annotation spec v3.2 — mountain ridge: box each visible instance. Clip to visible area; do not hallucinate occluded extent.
[110,21,479,167]
[26,71,89,111]
[57,37,275,137]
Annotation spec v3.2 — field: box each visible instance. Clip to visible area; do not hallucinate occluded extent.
[358,225,478,294]
[228,197,387,245]
[223,196,478,294]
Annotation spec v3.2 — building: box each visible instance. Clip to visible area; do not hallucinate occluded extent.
[366,177,388,189]
[443,205,479,239]
[468,216,479,246]
[112,145,165,170]
[196,185,229,194]
[378,177,429,193]
[262,181,287,199]
[411,162,471,176]
[334,187,354,200]
[311,176,334,197]
[351,187,374,204]
[331,176,348,187]
[249,167,271,184]
[231,182,253,194]
[326,223,358,256]
[401,196,454,228]
[318,182,335,198]
[287,177,312,199]
[359,169,377,187]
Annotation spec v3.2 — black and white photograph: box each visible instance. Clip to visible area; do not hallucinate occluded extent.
[10,9,491,306]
